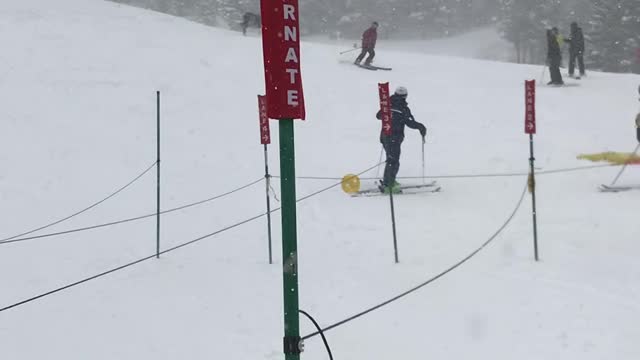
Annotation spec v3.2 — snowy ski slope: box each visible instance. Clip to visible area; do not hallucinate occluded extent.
[1,1,639,359]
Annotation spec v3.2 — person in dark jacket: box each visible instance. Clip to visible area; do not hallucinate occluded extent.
[636,111,640,143]
[547,27,564,85]
[565,22,586,78]
[636,85,640,143]
[354,22,378,66]
[241,12,260,36]
[376,86,427,193]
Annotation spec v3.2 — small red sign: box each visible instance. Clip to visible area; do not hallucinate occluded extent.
[525,80,536,134]
[378,83,392,136]
[260,0,305,120]
[258,95,271,144]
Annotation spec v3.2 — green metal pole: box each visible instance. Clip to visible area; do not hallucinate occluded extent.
[279,120,301,360]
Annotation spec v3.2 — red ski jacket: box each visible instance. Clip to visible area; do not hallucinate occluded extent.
[362,27,377,49]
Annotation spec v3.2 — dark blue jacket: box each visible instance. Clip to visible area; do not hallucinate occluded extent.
[376,94,426,142]
[566,25,585,54]
[636,112,640,143]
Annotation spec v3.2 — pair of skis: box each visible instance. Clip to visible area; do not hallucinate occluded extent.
[598,184,640,193]
[351,180,441,197]
[355,63,392,71]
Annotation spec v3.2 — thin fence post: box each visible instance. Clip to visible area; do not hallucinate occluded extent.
[156,91,161,259]
[525,80,539,262]
[421,138,426,184]
[258,95,273,264]
[389,191,399,263]
[529,134,539,262]
[264,144,273,265]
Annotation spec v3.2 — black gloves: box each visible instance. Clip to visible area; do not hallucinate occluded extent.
[419,124,427,137]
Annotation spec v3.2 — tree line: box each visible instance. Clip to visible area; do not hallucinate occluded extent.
[109,0,639,73]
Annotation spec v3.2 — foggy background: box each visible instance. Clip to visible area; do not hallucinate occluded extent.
[109,0,639,73]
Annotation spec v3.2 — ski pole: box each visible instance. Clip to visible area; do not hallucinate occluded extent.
[539,65,547,84]
[340,47,361,55]
[375,146,384,178]
[610,143,640,186]
[421,136,426,184]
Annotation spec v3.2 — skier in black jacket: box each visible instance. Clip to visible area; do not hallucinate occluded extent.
[636,85,640,143]
[547,27,564,85]
[636,111,639,143]
[565,22,586,78]
[376,86,427,193]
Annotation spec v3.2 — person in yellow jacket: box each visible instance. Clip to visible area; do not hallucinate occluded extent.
[546,27,564,85]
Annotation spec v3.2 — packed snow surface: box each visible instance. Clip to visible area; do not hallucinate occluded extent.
[0,1,639,359]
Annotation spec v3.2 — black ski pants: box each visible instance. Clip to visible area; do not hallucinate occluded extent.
[382,137,402,186]
[356,47,375,65]
[569,51,585,76]
[549,57,563,84]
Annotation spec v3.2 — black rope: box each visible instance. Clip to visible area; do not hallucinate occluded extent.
[157,177,265,215]
[302,181,529,340]
[0,162,157,242]
[537,163,619,175]
[0,177,265,246]
[2,161,383,246]
[0,214,157,245]
[0,163,385,312]
[300,310,334,360]
[0,212,267,313]
[281,163,621,182]
[3,161,615,247]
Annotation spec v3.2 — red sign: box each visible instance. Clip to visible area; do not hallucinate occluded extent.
[378,83,392,136]
[258,95,271,144]
[525,80,536,134]
[260,0,305,120]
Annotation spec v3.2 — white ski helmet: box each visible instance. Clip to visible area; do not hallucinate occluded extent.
[394,86,408,96]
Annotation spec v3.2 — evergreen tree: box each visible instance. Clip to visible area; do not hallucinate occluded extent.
[499,0,564,64]
[588,0,640,73]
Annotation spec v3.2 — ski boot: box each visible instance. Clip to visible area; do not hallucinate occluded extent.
[379,180,402,194]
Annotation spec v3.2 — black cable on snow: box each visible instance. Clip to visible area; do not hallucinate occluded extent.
[157,177,265,215]
[299,310,334,360]
[0,177,265,246]
[0,161,158,242]
[302,181,529,340]
[537,163,618,175]
[0,212,266,313]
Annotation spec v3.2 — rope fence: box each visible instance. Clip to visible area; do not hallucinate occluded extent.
[0,162,383,312]
[0,177,265,246]
[0,161,158,242]
[276,163,620,182]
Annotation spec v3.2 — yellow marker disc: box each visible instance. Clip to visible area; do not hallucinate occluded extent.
[341,174,361,194]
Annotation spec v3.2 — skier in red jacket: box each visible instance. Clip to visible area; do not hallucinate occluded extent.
[354,22,378,66]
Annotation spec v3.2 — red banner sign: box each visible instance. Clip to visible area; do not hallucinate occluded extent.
[525,80,536,134]
[258,95,271,144]
[378,83,392,136]
[260,0,305,120]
